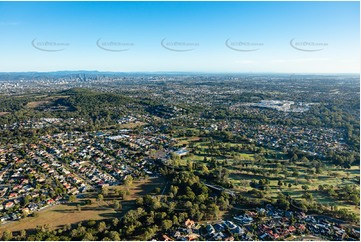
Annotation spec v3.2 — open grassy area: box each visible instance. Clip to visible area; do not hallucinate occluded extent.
[0,199,117,233]
[175,136,201,146]
[175,135,360,218]
[25,101,53,108]
[119,121,147,129]
[0,177,167,234]
[228,162,360,213]
[112,176,167,201]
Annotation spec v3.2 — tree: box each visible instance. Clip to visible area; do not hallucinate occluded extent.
[171,152,180,161]
[20,230,26,239]
[83,232,95,241]
[218,196,229,210]
[142,225,158,240]
[303,192,313,202]
[109,231,120,241]
[209,203,220,219]
[170,185,179,196]
[24,194,31,205]
[297,200,308,212]
[112,218,119,227]
[300,156,309,163]
[328,189,337,197]
[290,154,298,162]
[350,194,360,205]
[68,195,76,203]
[185,186,196,201]
[146,212,155,225]
[97,221,107,233]
[150,198,161,210]
[2,230,13,241]
[101,186,109,196]
[172,214,179,226]
[277,194,290,210]
[187,160,193,171]
[136,197,144,206]
[184,201,193,209]
[97,194,104,202]
[87,220,96,227]
[63,223,72,231]
[124,175,133,187]
[113,200,121,210]
[301,185,309,191]
[118,190,127,200]
[154,187,161,194]
[168,201,176,214]
[114,187,121,196]
[162,219,173,231]
[201,163,209,174]
[22,209,30,218]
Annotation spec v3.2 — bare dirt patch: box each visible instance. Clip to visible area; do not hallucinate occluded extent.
[0,112,9,116]
[26,101,52,108]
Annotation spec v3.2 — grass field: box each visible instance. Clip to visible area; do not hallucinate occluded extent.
[119,121,147,129]
[24,95,70,110]
[175,136,201,146]
[174,135,360,218]
[116,176,166,198]
[25,101,53,108]
[0,177,167,234]
[228,162,360,212]
[0,199,116,233]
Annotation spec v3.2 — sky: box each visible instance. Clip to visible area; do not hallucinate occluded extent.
[0,1,359,73]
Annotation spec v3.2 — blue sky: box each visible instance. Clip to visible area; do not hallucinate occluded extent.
[0,1,359,73]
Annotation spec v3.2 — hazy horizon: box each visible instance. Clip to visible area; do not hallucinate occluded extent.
[0,70,359,75]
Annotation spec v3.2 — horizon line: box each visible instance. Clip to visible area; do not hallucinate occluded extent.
[0,70,359,75]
